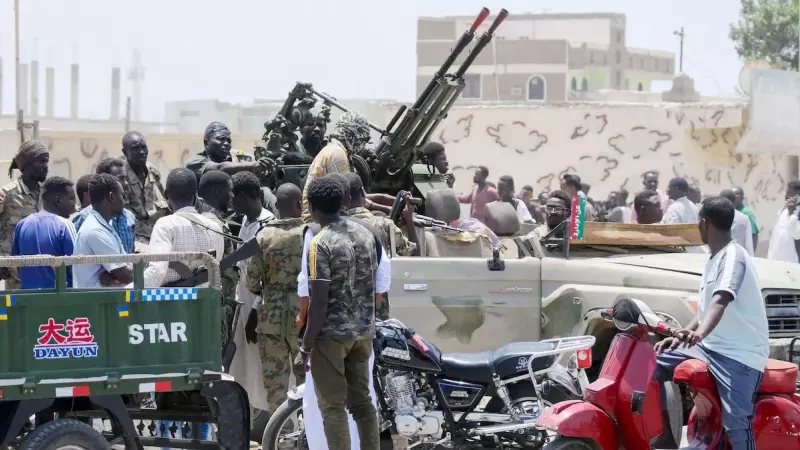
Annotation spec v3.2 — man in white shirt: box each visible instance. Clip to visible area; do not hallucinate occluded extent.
[767,180,800,262]
[228,172,274,415]
[661,177,706,254]
[654,196,768,450]
[73,174,133,288]
[720,189,754,256]
[497,175,534,223]
[142,168,224,288]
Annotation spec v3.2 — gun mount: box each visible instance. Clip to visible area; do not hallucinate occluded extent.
[254,7,508,202]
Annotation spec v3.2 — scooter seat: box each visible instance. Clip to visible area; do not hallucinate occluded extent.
[674,358,797,395]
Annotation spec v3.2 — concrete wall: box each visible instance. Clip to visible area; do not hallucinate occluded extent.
[378,100,792,246]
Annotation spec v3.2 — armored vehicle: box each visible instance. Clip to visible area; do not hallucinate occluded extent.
[0,253,249,449]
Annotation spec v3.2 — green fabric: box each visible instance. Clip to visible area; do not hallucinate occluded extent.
[739,206,759,234]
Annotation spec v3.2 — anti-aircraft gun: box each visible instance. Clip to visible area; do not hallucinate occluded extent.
[253,7,508,207]
[371,7,506,202]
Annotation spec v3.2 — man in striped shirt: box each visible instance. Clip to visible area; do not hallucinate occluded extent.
[301,111,373,223]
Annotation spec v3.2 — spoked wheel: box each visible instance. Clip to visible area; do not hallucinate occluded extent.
[262,398,306,450]
[20,419,110,450]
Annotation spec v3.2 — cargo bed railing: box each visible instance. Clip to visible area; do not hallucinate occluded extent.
[0,252,220,290]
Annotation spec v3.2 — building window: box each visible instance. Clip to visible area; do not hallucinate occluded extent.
[527,75,546,101]
[179,110,200,117]
[571,77,577,91]
[461,74,481,99]
[668,60,673,73]
[581,78,588,91]
[616,30,622,44]
[589,52,594,64]
[616,51,621,64]
[639,58,643,69]
[637,82,643,91]
[628,56,633,69]
[615,71,621,88]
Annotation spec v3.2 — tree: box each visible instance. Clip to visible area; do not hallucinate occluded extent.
[729,0,799,70]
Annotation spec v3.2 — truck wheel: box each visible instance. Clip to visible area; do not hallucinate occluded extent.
[262,397,304,450]
[20,418,110,450]
[250,408,269,442]
[543,436,597,450]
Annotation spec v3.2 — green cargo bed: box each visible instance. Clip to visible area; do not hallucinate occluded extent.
[0,253,223,402]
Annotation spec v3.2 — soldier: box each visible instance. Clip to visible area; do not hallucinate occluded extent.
[299,176,381,450]
[0,140,49,288]
[186,122,274,183]
[301,111,372,222]
[296,116,328,159]
[244,183,306,418]
[121,131,169,244]
[197,170,238,349]
[343,172,417,320]
[420,141,455,188]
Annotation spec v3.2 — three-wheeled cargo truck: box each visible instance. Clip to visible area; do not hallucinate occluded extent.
[0,253,249,449]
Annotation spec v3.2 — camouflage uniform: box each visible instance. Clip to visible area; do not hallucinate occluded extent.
[244,217,306,414]
[307,219,380,450]
[347,206,414,320]
[198,203,239,349]
[0,179,42,289]
[123,159,169,244]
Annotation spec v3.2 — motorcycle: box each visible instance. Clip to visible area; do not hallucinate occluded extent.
[537,297,800,450]
[263,319,595,449]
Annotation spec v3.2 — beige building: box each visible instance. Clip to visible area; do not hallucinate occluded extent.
[417,12,675,102]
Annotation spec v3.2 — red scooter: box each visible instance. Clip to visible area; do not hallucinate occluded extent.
[537,297,800,450]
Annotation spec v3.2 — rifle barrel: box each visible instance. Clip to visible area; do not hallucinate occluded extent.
[305,85,385,133]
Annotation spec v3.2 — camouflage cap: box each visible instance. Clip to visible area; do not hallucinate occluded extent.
[329,111,371,153]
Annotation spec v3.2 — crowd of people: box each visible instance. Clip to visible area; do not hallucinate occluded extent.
[0,108,790,449]
[453,163,800,262]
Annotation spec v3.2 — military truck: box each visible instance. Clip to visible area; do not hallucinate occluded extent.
[0,253,249,450]
[385,200,800,384]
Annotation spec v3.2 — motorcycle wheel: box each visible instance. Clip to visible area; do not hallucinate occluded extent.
[261,397,306,450]
[542,436,596,450]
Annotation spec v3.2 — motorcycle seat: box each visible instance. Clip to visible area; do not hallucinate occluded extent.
[440,342,558,384]
[673,358,798,395]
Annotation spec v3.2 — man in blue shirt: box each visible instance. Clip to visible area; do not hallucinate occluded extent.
[13,176,78,289]
[74,174,133,288]
[72,158,136,253]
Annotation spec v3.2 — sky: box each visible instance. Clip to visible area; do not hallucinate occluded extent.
[0,0,744,122]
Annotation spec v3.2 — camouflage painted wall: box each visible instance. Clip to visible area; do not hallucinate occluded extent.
[394,102,791,247]
[0,130,262,186]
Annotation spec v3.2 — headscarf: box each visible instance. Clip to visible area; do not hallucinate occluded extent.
[328,111,371,153]
[9,140,49,177]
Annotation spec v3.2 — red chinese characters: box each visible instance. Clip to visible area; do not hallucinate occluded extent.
[37,318,95,345]
[65,318,95,344]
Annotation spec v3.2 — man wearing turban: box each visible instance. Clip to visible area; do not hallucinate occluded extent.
[0,140,50,288]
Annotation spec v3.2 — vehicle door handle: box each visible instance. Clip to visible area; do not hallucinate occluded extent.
[403,284,428,291]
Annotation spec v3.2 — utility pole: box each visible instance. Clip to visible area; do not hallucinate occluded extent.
[124,96,132,132]
[673,27,685,73]
[14,0,21,127]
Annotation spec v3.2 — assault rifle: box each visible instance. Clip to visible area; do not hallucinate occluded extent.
[389,189,463,233]
[164,237,261,288]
